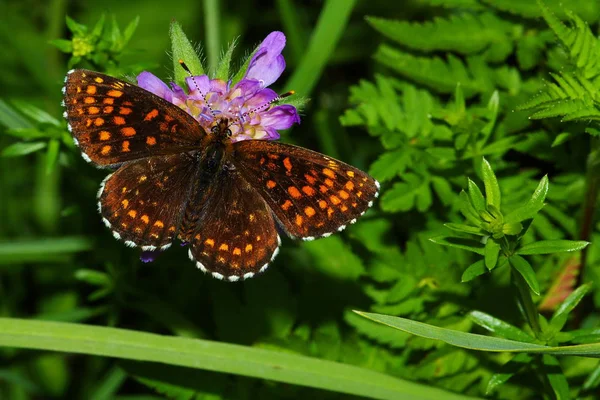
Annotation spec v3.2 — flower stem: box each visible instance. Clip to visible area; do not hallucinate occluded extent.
[203,0,220,74]
[577,136,600,286]
[512,268,542,336]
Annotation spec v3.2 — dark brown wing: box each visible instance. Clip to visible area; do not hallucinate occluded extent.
[63,69,205,166]
[99,153,199,250]
[233,140,379,240]
[180,169,280,282]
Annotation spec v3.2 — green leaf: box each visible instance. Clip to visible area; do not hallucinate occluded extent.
[1,141,47,157]
[45,139,60,175]
[444,223,485,236]
[122,16,140,46]
[486,353,533,394]
[484,240,500,270]
[504,175,549,224]
[0,318,467,400]
[542,354,569,400]
[170,21,204,88]
[468,311,534,343]
[302,236,365,280]
[355,311,600,357]
[214,38,237,81]
[369,150,410,183]
[429,236,485,255]
[551,132,573,147]
[517,240,589,255]
[467,178,485,211]
[431,176,454,206]
[65,15,86,35]
[48,39,73,53]
[509,255,540,295]
[549,284,592,332]
[481,158,501,208]
[458,190,482,226]
[461,260,487,282]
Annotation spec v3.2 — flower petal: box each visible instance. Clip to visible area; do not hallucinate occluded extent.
[137,72,173,102]
[245,31,286,88]
[261,105,301,129]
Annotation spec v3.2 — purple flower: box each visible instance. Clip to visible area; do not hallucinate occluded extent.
[137,31,300,142]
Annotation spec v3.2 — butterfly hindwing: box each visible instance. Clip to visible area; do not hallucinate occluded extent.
[181,169,280,281]
[99,153,199,250]
[233,140,380,240]
[63,69,205,166]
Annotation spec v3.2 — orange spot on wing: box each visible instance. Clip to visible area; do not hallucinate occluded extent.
[119,107,132,115]
[103,106,114,114]
[327,207,334,218]
[138,175,147,182]
[323,168,335,178]
[345,181,355,190]
[319,200,327,209]
[84,97,95,104]
[114,116,126,125]
[86,86,97,94]
[346,171,355,177]
[304,174,316,184]
[88,106,100,114]
[338,190,350,199]
[121,127,136,136]
[302,186,315,196]
[266,180,276,189]
[319,185,328,193]
[154,220,164,228]
[122,141,130,152]
[219,243,229,251]
[94,77,104,83]
[356,191,363,198]
[288,186,301,199]
[245,244,253,252]
[101,145,111,155]
[99,131,111,140]
[85,119,92,127]
[141,215,149,224]
[341,205,348,212]
[144,136,156,146]
[295,214,303,226]
[145,109,159,121]
[128,210,137,218]
[268,153,279,159]
[324,178,334,187]
[205,239,215,247]
[121,199,129,208]
[103,98,114,105]
[283,157,293,171]
[304,207,316,217]
[233,248,242,256]
[282,200,293,211]
[94,118,104,126]
[330,195,341,205]
[107,90,123,97]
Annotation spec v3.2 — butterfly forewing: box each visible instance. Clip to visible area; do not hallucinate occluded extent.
[233,140,380,240]
[181,170,280,281]
[63,69,205,166]
[99,153,199,250]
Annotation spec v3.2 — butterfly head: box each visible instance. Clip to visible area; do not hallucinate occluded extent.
[210,118,233,141]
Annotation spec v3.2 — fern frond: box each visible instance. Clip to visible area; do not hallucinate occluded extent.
[482,0,600,20]
[538,0,600,79]
[418,0,484,10]
[519,71,600,121]
[374,45,493,97]
[366,13,511,56]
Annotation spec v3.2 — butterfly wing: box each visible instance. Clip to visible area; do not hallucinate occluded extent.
[233,140,380,240]
[63,69,205,166]
[99,153,199,250]
[180,169,280,281]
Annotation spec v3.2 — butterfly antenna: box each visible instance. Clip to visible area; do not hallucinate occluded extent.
[229,90,295,127]
[178,59,217,117]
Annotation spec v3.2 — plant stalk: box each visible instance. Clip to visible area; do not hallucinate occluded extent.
[512,268,542,336]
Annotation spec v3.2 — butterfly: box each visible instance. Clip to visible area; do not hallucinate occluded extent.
[62,69,379,281]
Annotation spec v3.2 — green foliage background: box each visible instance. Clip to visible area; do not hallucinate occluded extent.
[2,0,600,399]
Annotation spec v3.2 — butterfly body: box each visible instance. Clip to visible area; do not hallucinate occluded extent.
[63,69,379,281]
